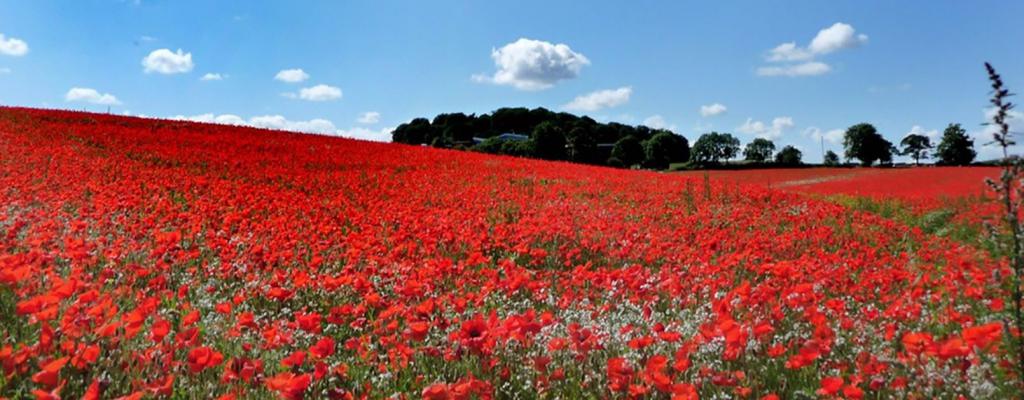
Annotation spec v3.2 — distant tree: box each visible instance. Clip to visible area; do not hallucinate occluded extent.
[500,140,535,157]
[643,131,690,169]
[900,134,933,165]
[743,138,776,163]
[610,135,644,167]
[843,123,893,166]
[430,135,453,148]
[823,150,840,166]
[934,123,977,165]
[566,126,597,164]
[490,107,532,134]
[531,122,566,160]
[391,118,434,144]
[774,145,803,166]
[691,132,740,164]
[472,137,504,154]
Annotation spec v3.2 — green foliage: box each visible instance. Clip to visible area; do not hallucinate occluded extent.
[843,123,893,166]
[472,137,504,154]
[392,107,689,169]
[610,135,644,167]
[643,131,690,169]
[691,132,740,164]
[774,145,802,166]
[743,138,775,162]
[566,126,598,164]
[935,123,976,165]
[900,134,932,165]
[823,150,840,166]
[531,121,567,160]
[500,140,535,157]
[391,117,433,145]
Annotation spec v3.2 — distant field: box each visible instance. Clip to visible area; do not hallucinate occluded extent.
[677,167,999,200]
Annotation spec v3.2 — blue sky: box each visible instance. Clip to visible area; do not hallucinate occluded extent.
[1,1,1022,162]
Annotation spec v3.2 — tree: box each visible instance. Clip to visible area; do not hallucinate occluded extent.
[643,131,690,169]
[743,138,776,163]
[900,134,932,165]
[691,132,740,164]
[391,118,434,145]
[823,150,840,166]
[774,145,803,166]
[500,140,535,157]
[610,135,644,167]
[531,122,566,160]
[566,126,597,164]
[934,123,976,165]
[472,137,504,154]
[843,123,893,166]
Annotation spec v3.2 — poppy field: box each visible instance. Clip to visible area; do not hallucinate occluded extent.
[0,107,1015,398]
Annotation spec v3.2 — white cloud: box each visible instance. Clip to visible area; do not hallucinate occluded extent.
[249,115,338,133]
[759,22,866,78]
[766,42,813,62]
[65,87,121,105]
[904,125,939,140]
[473,38,590,90]
[357,111,380,124]
[170,112,393,142]
[756,62,831,77]
[0,34,28,57]
[974,108,1024,160]
[142,48,194,74]
[809,23,869,55]
[200,73,224,81]
[0,67,10,74]
[699,103,727,117]
[804,127,845,145]
[286,84,342,101]
[641,115,677,131]
[336,126,393,142]
[275,68,310,83]
[738,116,793,139]
[562,86,632,112]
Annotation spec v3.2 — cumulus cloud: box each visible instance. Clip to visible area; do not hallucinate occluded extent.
[700,103,727,117]
[357,111,380,124]
[336,126,393,142]
[766,42,813,63]
[804,127,846,145]
[757,62,831,77]
[284,84,343,101]
[809,23,869,54]
[0,33,28,56]
[562,86,632,112]
[65,87,121,105]
[175,113,246,125]
[759,22,867,78]
[473,38,590,90]
[275,68,309,83]
[171,113,392,142]
[142,48,194,74]
[738,116,794,139]
[200,73,224,81]
[249,115,338,133]
[641,115,677,131]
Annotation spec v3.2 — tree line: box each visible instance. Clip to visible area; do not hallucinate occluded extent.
[391,107,979,169]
